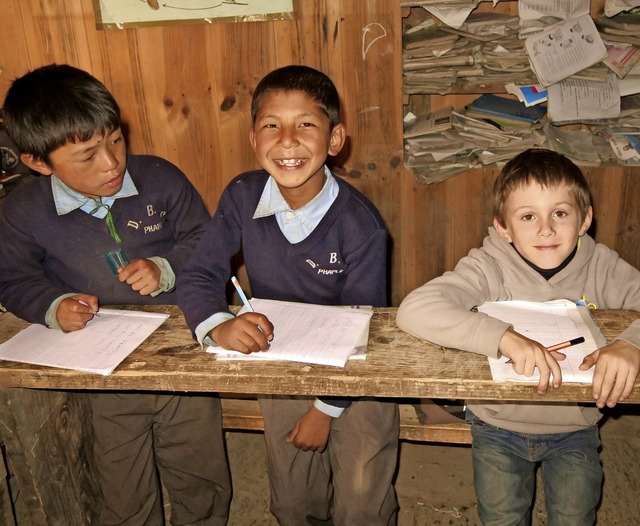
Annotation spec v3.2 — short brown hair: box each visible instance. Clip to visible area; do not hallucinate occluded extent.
[493,149,591,227]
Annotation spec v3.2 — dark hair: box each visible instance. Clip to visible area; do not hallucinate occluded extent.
[2,64,121,162]
[250,65,341,128]
[493,148,592,226]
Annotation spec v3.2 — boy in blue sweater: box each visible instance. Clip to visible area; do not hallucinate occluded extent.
[0,64,231,525]
[178,65,399,525]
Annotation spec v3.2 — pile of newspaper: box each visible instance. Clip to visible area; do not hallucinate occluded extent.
[404,92,640,184]
[402,2,640,183]
[404,105,547,184]
[403,12,537,95]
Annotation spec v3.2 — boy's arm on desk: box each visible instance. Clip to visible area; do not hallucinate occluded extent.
[0,305,638,403]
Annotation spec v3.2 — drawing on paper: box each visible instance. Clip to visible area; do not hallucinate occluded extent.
[94,0,294,29]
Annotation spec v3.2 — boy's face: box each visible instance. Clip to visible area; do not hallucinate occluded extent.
[22,127,126,199]
[249,89,345,209]
[494,182,592,269]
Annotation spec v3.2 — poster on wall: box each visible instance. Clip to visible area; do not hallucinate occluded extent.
[93,0,294,29]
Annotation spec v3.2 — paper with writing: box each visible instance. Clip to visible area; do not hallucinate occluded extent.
[0,308,169,375]
[207,298,372,367]
[478,300,604,383]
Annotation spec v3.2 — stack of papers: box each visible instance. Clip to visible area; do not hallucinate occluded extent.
[478,300,605,384]
[208,298,372,367]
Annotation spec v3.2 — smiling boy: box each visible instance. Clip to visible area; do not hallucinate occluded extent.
[178,65,399,525]
[397,148,640,525]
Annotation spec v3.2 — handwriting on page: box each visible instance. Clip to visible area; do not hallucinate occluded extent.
[478,300,600,383]
[210,298,373,367]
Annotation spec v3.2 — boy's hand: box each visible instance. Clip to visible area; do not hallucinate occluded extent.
[287,406,332,452]
[211,313,274,354]
[499,328,564,394]
[580,340,640,408]
[56,294,99,332]
[117,259,161,295]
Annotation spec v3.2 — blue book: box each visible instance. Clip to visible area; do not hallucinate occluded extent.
[467,94,547,126]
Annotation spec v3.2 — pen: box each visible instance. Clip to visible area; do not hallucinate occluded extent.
[231,276,254,312]
[505,336,585,364]
[78,300,100,317]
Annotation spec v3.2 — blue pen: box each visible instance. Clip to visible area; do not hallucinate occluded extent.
[231,276,254,312]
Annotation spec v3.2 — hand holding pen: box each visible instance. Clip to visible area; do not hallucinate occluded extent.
[56,294,100,332]
[209,276,274,354]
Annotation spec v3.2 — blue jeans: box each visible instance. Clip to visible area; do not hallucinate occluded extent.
[466,410,602,526]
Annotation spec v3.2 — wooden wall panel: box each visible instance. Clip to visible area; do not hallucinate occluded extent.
[0,0,637,307]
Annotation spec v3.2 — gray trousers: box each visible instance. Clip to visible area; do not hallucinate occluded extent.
[90,392,231,526]
[259,396,399,526]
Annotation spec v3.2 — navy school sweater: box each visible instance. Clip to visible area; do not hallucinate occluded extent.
[178,170,389,409]
[0,154,210,324]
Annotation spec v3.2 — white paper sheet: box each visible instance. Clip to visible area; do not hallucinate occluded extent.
[207,298,373,367]
[0,309,169,375]
[525,15,608,87]
[478,300,604,383]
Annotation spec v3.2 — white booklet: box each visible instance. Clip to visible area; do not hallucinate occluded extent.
[524,14,608,87]
[0,308,169,375]
[207,298,373,367]
[478,300,605,383]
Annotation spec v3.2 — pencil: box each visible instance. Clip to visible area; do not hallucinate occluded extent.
[231,276,254,312]
[547,336,585,352]
[505,336,585,364]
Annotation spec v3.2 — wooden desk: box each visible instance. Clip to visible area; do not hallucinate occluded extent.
[0,306,639,402]
[0,307,638,525]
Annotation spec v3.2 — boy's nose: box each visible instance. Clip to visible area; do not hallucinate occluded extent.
[277,127,299,148]
[538,219,555,237]
[100,148,120,171]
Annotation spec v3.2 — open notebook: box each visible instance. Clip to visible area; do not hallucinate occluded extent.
[207,298,372,367]
[478,300,606,383]
[0,308,169,375]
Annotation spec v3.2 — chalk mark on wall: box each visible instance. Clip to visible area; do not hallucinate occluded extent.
[362,22,387,60]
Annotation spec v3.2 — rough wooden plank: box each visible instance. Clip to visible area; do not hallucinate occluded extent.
[220,398,471,444]
[0,389,100,525]
[0,444,16,526]
[0,308,638,403]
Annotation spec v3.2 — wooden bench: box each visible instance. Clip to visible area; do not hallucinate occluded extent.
[220,397,472,444]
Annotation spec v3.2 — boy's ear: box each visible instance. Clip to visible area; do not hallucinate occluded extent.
[328,123,346,157]
[579,205,593,236]
[20,153,53,176]
[249,128,257,154]
[493,217,512,243]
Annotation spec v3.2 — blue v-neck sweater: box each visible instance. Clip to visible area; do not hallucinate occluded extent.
[178,170,389,407]
[0,154,210,324]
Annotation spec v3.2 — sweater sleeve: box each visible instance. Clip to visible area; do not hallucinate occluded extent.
[0,188,66,324]
[590,245,640,350]
[396,247,512,359]
[148,163,210,276]
[319,195,389,412]
[177,183,244,336]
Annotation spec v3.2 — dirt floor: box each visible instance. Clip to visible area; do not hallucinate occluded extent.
[225,404,640,525]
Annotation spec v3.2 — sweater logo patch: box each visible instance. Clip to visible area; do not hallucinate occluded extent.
[305,253,345,275]
[128,208,167,234]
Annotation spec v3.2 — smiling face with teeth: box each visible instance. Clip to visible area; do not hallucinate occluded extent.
[250,89,346,210]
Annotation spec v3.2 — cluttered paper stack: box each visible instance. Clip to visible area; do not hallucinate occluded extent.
[207,298,372,367]
[401,0,640,183]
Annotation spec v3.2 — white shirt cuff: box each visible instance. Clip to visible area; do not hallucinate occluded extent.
[314,398,345,418]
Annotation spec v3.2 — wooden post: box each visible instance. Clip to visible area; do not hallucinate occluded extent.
[0,389,100,525]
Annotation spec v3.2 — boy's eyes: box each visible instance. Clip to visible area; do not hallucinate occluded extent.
[520,210,569,221]
[261,121,316,129]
